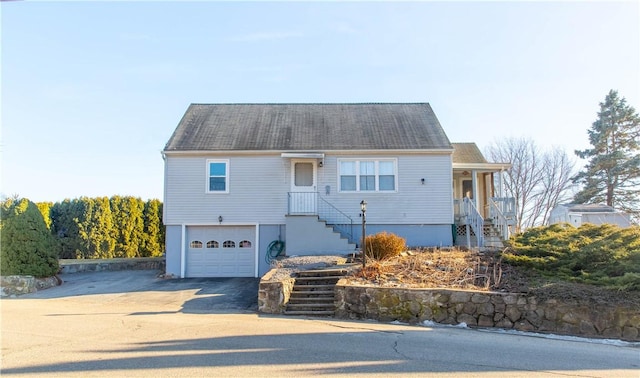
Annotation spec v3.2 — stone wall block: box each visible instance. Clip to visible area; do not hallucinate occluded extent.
[491,295,505,305]
[471,293,490,303]
[505,306,522,323]
[622,326,638,341]
[494,303,506,314]
[462,302,477,315]
[449,291,472,303]
[579,321,598,337]
[477,302,495,316]
[494,312,504,322]
[433,307,448,323]
[561,312,580,325]
[601,327,622,339]
[544,305,558,321]
[539,320,557,332]
[457,313,477,326]
[495,318,513,329]
[516,297,527,305]
[514,320,535,332]
[478,315,494,327]
[628,314,640,328]
[503,294,519,305]
[558,322,580,335]
[526,310,542,327]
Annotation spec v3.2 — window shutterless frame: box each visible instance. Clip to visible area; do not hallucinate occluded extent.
[337,158,398,192]
[206,159,230,193]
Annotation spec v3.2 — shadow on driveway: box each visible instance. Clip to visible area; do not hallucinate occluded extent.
[13,270,260,314]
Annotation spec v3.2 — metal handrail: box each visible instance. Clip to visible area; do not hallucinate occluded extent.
[287,192,354,243]
[463,197,484,248]
[318,196,354,243]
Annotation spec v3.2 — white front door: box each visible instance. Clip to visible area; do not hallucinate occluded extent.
[290,160,317,214]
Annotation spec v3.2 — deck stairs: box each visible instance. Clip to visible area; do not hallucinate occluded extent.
[284,267,352,316]
[483,219,506,249]
[456,219,506,249]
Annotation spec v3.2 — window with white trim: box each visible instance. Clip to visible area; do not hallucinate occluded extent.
[207,160,229,193]
[338,159,397,192]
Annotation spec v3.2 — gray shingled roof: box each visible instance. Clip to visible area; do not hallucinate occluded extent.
[452,143,488,164]
[164,103,452,151]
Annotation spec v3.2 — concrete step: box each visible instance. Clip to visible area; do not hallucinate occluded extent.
[294,275,344,281]
[284,310,335,316]
[290,290,334,296]
[289,297,334,303]
[287,303,335,309]
[292,284,335,290]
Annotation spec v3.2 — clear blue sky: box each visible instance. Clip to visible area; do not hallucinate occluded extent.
[2,1,638,203]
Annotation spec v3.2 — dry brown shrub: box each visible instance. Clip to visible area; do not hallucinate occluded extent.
[364,232,406,260]
[351,247,503,290]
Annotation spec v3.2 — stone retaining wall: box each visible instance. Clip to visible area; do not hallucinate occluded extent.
[2,258,165,297]
[1,276,60,297]
[59,257,165,274]
[334,282,640,341]
[258,269,295,314]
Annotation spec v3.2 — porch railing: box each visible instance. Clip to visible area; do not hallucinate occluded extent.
[287,192,317,214]
[462,197,484,248]
[491,197,516,222]
[288,192,355,244]
[488,198,512,240]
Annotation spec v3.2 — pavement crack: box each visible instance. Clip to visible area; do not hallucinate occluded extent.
[314,320,404,335]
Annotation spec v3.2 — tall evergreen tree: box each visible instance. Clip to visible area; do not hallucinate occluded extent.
[1,198,59,277]
[110,196,145,258]
[573,90,640,219]
[50,199,85,258]
[141,199,164,257]
[35,202,54,230]
[77,197,116,258]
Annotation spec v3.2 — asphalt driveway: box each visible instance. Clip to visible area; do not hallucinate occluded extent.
[2,270,639,377]
[22,270,260,313]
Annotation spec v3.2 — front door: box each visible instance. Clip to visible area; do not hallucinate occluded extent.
[290,160,317,214]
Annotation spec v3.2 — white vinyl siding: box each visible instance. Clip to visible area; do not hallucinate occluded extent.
[338,159,397,192]
[164,152,453,226]
[165,155,288,224]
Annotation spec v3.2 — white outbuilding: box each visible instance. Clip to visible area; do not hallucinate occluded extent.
[548,203,632,228]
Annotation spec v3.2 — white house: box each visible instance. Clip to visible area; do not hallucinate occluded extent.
[548,203,632,228]
[162,103,514,278]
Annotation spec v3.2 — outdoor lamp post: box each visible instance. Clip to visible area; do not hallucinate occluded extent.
[360,200,367,268]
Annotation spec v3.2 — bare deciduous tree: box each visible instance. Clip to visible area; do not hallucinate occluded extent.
[486,138,575,232]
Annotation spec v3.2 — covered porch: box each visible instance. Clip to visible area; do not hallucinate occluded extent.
[451,143,515,248]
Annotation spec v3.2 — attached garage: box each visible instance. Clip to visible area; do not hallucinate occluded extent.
[185,225,257,277]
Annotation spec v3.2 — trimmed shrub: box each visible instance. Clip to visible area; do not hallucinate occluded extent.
[1,198,59,277]
[364,232,406,261]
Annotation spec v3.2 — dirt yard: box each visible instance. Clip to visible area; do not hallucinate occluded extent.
[345,248,640,308]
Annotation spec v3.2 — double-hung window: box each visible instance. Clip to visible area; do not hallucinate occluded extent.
[339,159,397,192]
[207,160,229,193]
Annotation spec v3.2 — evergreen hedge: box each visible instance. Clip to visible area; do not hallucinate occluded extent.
[1,198,59,277]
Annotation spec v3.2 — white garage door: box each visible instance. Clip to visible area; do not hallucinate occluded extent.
[185,226,256,277]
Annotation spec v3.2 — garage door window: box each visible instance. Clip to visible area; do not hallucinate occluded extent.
[190,240,203,248]
[240,240,252,248]
[206,240,219,248]
[223,240,235,248]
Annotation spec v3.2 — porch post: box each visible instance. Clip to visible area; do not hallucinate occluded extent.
[471,170,479,209]
[497,169,504,198]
